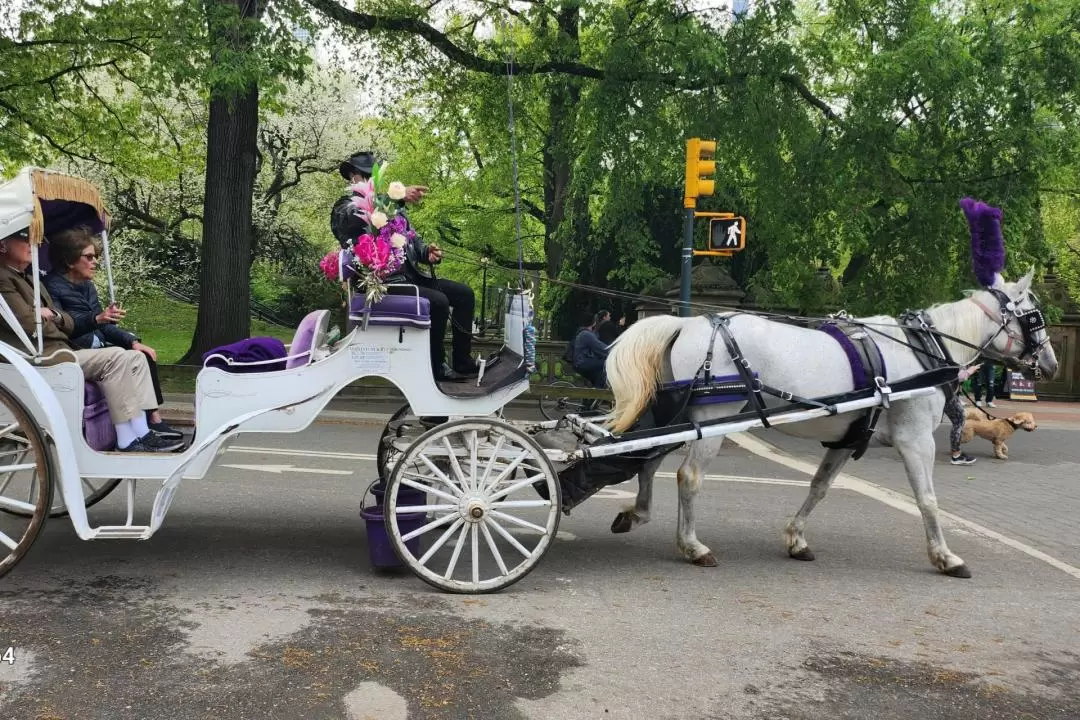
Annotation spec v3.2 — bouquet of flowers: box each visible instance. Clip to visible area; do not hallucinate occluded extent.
[320,162,417,304]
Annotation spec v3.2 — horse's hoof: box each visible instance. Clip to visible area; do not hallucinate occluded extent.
[789,548,815,562]
[944,564,972,578]
[692,552,718,567]
[611,513,633,534]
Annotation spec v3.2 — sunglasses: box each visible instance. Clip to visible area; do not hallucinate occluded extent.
[80,252,98,261]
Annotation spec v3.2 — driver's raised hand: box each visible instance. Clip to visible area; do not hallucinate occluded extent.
[405,185,428,203]
[427,244,443,263]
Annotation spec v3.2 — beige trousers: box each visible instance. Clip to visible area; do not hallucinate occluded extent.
[73,347,157,423]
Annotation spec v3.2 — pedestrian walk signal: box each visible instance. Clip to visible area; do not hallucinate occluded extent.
[708,216,746,253]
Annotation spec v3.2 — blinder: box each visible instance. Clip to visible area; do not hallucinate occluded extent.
[986,287,1048,373]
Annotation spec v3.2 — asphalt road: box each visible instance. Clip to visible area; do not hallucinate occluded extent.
[2,415,1079,719]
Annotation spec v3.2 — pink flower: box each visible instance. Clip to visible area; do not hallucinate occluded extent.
[353,234,377,266]
[319,250,341,281]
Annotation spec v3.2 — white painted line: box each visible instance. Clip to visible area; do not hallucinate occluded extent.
[221,463,353,476]
[728,432,1080,581]
[228,446,377,461]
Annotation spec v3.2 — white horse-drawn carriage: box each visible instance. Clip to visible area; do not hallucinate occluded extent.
[0,168,1059,593]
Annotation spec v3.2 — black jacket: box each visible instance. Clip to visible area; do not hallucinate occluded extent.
[330,194,436,286]
[42,272,138,350]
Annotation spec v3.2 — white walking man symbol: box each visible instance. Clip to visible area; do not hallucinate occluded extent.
[725,223,741,247]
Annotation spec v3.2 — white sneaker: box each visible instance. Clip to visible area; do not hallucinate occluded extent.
[987,401,997,408]
[974,401,983,407]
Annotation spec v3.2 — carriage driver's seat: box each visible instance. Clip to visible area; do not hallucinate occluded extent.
[347,292,431,330]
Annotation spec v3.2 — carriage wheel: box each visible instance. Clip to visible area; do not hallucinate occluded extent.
[384,418,561,594]
[0,385,53,579]
[539,380,580,421]
[377,403,415,482]
[46,478,122,517]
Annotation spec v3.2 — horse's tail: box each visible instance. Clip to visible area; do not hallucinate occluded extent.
[606,315,688,433]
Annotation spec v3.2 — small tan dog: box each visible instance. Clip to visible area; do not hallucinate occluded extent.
[960,408,1038,459]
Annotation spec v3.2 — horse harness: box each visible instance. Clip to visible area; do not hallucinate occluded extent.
[654,313,893,461]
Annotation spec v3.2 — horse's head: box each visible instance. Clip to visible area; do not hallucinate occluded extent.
[970,269,1058,380]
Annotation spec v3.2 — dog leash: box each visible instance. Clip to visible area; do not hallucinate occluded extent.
[961,388,998,421]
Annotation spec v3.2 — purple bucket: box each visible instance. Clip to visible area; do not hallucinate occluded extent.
[362,480,429,568]
[361,504,426,568]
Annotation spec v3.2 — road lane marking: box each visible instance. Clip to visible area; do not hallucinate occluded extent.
[228,446,377,461]
[221,463,353,476]
[729,432,1080,581]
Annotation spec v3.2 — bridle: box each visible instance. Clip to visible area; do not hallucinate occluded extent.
[968,287,1049,378]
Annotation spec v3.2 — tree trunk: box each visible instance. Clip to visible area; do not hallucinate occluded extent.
[179,0,260,364]
[541,2,582,280]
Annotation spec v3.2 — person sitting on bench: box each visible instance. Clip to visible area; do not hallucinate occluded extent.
[331,150,478,382]
[0,229,183,453]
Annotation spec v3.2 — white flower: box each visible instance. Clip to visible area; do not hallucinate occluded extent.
[390,233,407,248]
[370,211,388,229]
[387,182,407,201]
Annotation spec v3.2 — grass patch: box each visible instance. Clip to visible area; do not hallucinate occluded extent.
[120,292,295,365]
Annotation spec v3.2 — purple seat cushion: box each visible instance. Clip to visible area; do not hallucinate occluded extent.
[286,310,327,370]
[349,294,430,327]
[84,381,105,405]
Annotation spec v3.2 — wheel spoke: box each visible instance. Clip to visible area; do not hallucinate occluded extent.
[396,502,456,513]
[480,521,509,576]
[477,435,505,493]
[487,473,547,503]
[416,456,463,496]
[443,436,468,488]
[485,515,533,559]
[0,423,19,441]
[491,499,552,509]
[490,509,546,534]
[0,528,18,551]
[0,495,36,514]
[443,521,470,579]
[471,524,479,585]
[479,449,529,495]
[468,430,478,493]
[401,473,459,503]
[417,517,465,566]
[402,510,458,544]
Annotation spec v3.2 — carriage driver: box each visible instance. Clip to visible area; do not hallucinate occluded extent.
[0,228,184,453]
[331,151,479,382]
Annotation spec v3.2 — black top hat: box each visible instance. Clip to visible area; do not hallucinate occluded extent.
[338,151,376,180]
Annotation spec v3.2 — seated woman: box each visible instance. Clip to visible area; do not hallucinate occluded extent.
[0,228,183,453]
[43,226,181,440]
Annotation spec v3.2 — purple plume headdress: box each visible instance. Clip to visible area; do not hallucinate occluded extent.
[959,197,1005,287]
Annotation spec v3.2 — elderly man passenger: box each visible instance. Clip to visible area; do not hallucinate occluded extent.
[0,228,183,453]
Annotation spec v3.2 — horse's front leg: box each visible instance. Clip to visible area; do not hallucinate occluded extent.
[895,433,971,577]
[611,456,661,534]
[676,437,723,567]
[784,447,854,561]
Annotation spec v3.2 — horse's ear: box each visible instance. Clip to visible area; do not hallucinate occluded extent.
[1016,266,1035,293]
[990,273,1006,290]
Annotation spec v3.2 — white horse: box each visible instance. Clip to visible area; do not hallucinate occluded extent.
[605,269,1058,577]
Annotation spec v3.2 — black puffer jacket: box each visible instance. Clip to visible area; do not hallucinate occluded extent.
[42,273,138,350]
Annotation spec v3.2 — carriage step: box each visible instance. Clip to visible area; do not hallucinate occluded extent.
[91,525,153,540]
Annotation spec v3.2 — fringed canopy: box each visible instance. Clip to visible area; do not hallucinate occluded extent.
[28,169,110,244]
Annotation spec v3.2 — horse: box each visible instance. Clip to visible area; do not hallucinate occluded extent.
[604,269,1058,578]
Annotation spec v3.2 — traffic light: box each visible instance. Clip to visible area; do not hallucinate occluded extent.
[683,138,717,208]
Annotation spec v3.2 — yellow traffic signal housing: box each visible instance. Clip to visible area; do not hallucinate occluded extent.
[684,138,717,207]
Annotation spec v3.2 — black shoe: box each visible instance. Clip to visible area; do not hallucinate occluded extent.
[119,433,184,453]
[148,420,183,440]
[141,432,185,453]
